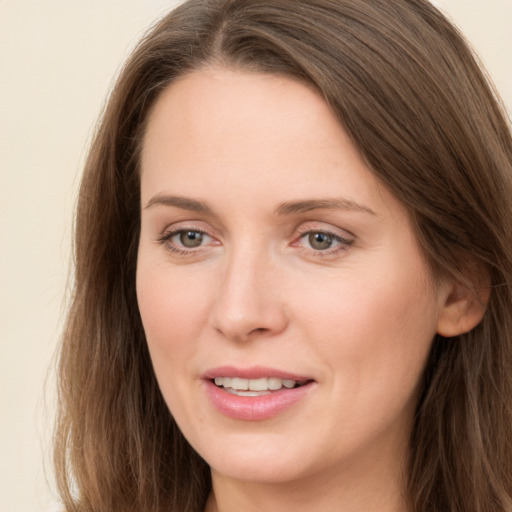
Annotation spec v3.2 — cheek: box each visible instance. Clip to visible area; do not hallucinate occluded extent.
[136,259,212,388]
[138,275,198,338]
[136,250,213,333]
[293,254,439,394]
[136,260,216,432]
[288,266,438,460]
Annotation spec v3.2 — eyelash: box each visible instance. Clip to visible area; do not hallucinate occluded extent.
[157,228,212,256]
[294,228,353,257]
[157,227,354,258]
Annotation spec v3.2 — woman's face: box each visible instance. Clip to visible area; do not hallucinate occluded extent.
[137,67,450,485]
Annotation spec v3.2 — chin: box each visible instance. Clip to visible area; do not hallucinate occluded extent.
[210,456,307,484]
[192,430,321,484]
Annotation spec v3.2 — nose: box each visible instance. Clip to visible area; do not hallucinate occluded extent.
[209,245,289,342]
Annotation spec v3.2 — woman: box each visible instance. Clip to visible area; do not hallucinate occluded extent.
[54,0,512,511]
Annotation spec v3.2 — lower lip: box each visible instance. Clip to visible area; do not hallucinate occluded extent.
[204,380,315,421]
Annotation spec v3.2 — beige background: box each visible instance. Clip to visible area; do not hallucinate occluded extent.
[1,1,511,511]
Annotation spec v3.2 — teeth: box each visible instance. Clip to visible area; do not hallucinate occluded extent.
[226,388,271,397]
[231,377,249,390]
[213,377,302,391]
[268,377,282,390]
[249,378,268,391]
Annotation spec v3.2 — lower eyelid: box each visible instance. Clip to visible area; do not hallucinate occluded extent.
[157,228,219,255]
[296,231,354,256]
[156,227,352,255]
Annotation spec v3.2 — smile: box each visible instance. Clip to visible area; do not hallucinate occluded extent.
[204,368,315,420]
[213,376,307,396]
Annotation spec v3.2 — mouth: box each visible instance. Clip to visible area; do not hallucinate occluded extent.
[203,367,316,420]
[212,376,310,397]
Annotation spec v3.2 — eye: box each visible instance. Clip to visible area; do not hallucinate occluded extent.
[306,232,337,251]
[176,230,206,248]
[158,228,215,254]
[294,228,353,256]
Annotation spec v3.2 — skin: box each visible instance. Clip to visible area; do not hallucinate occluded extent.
[136,67,480,512]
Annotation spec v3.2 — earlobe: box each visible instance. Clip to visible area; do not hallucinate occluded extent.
[436,278,491,337]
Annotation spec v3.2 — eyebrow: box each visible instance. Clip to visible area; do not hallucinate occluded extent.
[144,194,376,217]
[145,194,213,213]
[275,198,377,216]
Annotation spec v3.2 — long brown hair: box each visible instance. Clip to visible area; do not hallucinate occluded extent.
[54,1,512,510]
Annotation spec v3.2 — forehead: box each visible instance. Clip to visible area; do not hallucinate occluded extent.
[141,67,386,209]
[142,67,340,165]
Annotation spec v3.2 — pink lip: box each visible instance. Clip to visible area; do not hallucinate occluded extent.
[202,365,312,381]
[202,366,316,421]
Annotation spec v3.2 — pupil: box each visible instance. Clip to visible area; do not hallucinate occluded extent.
[180,231,203,248]
[309,232,332,250]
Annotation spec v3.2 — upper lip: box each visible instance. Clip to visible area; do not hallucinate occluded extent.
[202,365,314,382]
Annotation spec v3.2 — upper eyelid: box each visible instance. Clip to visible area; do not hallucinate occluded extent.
[294,222,355,240]
[157,229,216,256]
[298,231,352,242]
[156,221,355,244]
[160,227,212,241]
[294,231,353,248]
[159,221,218,237]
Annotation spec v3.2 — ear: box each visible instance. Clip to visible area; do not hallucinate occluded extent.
[436,268,491,337]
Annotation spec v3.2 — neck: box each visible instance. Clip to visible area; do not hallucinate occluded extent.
[205,447,410,512]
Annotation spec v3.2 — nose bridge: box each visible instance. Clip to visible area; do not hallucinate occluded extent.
[210,238,287,341]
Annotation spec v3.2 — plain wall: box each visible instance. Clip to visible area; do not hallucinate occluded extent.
[0,1,510,511]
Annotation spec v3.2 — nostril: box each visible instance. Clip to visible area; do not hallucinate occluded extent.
[250,327,268,334]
